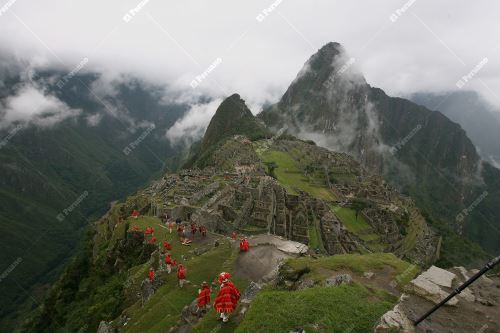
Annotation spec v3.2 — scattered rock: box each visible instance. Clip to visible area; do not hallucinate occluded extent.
[458,287,475,302]
[241,282,262,304]
[297,279,315,290]
[194,247,210,256]
[477,297,495,306]
[364,272,374,279]
[289,328,305,333]
[374,302,414,333]
[454,266,470,281]
[325,274,352,287]
[140,278,155,305]
[97,321,115,333]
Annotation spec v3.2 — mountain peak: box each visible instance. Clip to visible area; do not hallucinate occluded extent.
[307,42,347,72]
[200,94,269,151]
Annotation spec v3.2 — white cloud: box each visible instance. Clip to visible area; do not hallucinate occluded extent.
[166,98,222,145]
[0,1,499,109]
[0,85,81,128]
[86,112,103,127]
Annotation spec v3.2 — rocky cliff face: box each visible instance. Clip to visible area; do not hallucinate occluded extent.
[259,42,499,256]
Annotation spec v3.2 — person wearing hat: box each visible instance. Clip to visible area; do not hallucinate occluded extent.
[214,272,240,323]
[165,253,176,274]
[177,264,187,288]
[196,281,211,316]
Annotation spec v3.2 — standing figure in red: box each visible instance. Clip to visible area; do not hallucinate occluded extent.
[177,264,187,288]
[131,210,140,219]
[148,267,155,281]
[149,236,157,244]
[165,253,176,273]
[214,272,240,323]
[239,237,250,252]
[196,281,211,316]
[163,240,172,251]
[144,226,154,236]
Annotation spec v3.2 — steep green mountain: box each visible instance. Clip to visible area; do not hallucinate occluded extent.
[410,91,500,168]
[0,70,188,330]
[21,96,439,332]
[259,42,500,259]
[185,94,270,168]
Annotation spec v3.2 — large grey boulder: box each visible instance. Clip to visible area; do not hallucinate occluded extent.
[407,266,458,306]
[374,299,414,333]
[419,265,456,288]
[251,234,308,254]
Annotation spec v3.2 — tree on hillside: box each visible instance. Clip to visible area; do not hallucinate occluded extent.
[264,162,279,179]
[351,198,371,220]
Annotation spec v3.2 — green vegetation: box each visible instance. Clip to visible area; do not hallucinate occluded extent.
[285,253,420,288]
[332,206,386,252]
[0,80,187,331]
[259,150,335,201]
[235,283,396,333]
[200,94,270,153]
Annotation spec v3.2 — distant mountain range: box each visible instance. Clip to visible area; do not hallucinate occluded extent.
[0,68,188,329]
[259,42,500,261]
[410,91,500,168]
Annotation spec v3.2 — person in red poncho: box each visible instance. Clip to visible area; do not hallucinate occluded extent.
[148,267,155,281]
[196,281,211,316]
[214,272,240,323]
[149,236,157,244]
[163,240,172,251]
[131,210,140,219]
[177,264,187,288]
[239,237,250,252]
[144,226,154,236]
[165,253,176,273]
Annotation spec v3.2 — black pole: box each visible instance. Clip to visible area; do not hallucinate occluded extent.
[414,255,500,326]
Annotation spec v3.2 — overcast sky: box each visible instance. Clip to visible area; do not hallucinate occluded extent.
[1,0,499,112]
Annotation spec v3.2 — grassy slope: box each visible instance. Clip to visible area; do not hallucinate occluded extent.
[116,217,250,333]
[259,149,335,201]
[286,253,420,287]
[236,284,395,333]
[235,253,416,333]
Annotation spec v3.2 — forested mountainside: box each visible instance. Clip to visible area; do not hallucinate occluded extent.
[259,42,499,260]
[0,69,188,330]
[410,91,500,168]
[22,95,437,332]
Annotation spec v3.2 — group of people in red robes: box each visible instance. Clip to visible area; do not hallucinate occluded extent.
[193,272,241,323]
